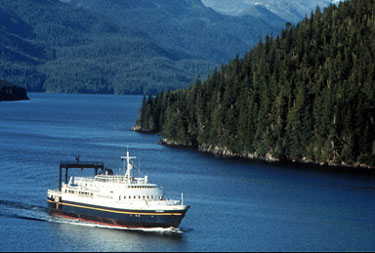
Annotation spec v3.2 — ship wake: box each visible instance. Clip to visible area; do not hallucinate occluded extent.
[0,199,50,222]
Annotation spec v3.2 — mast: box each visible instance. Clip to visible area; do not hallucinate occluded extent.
[121,148,136,181]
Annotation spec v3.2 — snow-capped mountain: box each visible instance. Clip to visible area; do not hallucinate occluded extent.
[201,0,342,23]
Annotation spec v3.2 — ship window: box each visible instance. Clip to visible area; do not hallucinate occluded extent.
[138,196,141,199]
[124,196,126,199]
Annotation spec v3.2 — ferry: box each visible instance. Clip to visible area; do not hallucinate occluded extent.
[47,149,189,228]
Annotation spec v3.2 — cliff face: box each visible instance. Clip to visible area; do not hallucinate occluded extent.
[0,80,29,101]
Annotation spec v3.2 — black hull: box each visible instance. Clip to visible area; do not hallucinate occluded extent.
[47,198,188,228]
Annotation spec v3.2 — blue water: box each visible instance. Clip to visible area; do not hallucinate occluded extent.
[1,93,375,251]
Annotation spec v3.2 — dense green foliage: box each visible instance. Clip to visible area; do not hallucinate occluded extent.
[0,0,282,94]
[0,80,29,101]
[136,0,375,167]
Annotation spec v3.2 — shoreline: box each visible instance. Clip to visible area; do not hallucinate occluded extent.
[132,126,375,172]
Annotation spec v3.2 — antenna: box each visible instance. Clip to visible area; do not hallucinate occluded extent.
[136,157,142,177]
[121,147,136,181]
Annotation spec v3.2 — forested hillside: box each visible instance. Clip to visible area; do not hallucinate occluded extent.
[135,0,375,168]
[0,0,282,94]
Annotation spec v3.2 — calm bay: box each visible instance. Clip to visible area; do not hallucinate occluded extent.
[1,93,375,251]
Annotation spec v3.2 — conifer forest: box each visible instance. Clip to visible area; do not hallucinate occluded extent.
[136,0,375,168]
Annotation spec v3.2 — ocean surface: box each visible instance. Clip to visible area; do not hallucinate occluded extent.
[1,93,375,252]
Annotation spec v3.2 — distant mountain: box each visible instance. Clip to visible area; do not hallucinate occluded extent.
[65,0,279,63]
[0,0,283,94]
[201,0,341,24]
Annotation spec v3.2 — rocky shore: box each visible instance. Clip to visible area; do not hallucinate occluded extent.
[157,137,375,170]
[132,125,375,170]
